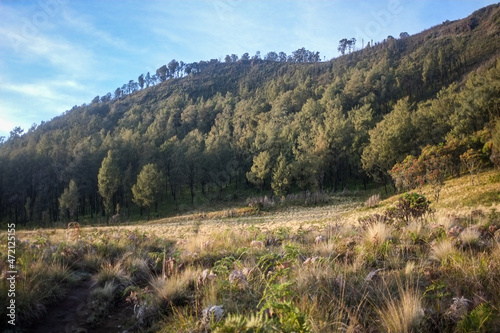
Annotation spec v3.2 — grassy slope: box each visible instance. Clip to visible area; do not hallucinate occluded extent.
[10,169,500,244]
[2,168,500,332]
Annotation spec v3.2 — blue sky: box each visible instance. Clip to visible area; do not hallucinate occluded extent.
[0,0,498,139]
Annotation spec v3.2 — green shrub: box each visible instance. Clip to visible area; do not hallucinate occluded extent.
[395,193,432,224]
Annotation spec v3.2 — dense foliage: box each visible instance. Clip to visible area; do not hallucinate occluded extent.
[1,4,500,225]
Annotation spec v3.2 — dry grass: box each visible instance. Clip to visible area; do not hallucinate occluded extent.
[3,169,500,332]
[363,222,393,247]
[92,261,132,288]
[151,266,200,305]
[365,194,381,208]
[431,239,457,263]
[459,227,481,246]
[377,284,424,333]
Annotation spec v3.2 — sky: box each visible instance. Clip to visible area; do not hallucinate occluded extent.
[0,0,498,139]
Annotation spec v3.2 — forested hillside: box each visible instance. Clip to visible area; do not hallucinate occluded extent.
[1,4,500,225]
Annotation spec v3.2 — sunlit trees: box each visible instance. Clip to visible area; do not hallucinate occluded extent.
[247,151,272,194]
[460,149,483,185]
[98,150,121,219]
[132,163,164,220]
[271,153,291,197]
[362,98,417,190]
[391,156,425,192]
[1,12,500,227]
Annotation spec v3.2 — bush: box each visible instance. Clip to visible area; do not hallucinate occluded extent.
[395,193,431,224]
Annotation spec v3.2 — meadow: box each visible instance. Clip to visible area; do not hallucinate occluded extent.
[1,169,500,332]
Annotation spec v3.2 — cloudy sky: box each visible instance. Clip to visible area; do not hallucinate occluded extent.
[0,0,497,138]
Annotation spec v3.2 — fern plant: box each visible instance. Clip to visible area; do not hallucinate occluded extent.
[456,303,494,333]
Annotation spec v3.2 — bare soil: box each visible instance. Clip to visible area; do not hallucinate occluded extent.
[28,280,134,333]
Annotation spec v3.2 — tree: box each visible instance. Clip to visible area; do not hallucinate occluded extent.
[422,146,450,202]
[247,151,272,194]
[225,55,232,63]
[132,163,164,220]
[115,87,122,99]
[362,98,417,191]
[272,153,291,197]
[349,38,356,53]
[100,93,112,103]
[241,52,250,61]
[391,155,425,192]
[491,119,500,168]
[127,80,138,94]
[182,130,204,204]
[156,65,168,82]
[265,51,279,62]
[59,179,79,221]
[138,74,145,89]
[9,126,24,139]
[252,51,261,61]
[338,38,348,56]
[460,149,482,185]
[168,59,180,78]
[98,150,121,219]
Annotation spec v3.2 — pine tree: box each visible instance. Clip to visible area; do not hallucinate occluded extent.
[272,153,291,197]
[247,151,272,194]
[59,179,79,221]
[98,150,121,219]
[132,163,164,220]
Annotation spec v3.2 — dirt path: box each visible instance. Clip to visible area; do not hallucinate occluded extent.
[28,280,91,333]
[28,280,133,333]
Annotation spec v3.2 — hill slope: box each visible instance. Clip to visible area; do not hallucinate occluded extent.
[1,3,500,225]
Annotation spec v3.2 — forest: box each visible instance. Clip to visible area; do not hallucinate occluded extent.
[1,3,500,226]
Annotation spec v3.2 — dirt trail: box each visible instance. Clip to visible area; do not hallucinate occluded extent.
[28,281,133,333]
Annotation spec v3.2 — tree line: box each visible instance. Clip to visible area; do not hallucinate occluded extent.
[90,48,322,106]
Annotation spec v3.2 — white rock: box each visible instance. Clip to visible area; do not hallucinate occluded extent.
[315,235,326,244]
[201,305,224,325]
[250,240,265,248]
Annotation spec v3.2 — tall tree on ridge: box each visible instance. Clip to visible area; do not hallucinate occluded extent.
[138,74,145,89]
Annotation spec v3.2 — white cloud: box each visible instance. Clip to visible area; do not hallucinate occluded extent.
[59,8,130,51]
[0,117,16,138]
